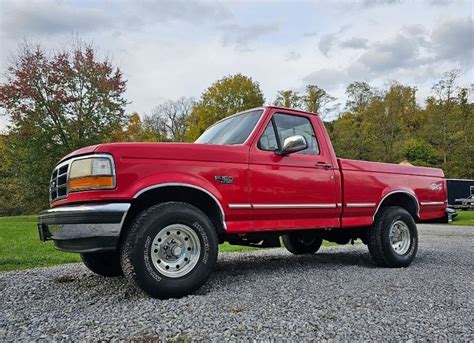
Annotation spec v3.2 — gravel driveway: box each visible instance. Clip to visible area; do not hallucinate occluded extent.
[1,224,473,341]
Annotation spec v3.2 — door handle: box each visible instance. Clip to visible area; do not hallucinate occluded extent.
[315,162,332,170]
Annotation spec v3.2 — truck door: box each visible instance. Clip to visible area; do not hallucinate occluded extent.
[248,110,340,230]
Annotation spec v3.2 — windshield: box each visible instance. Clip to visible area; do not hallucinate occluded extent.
[195,110,263,145]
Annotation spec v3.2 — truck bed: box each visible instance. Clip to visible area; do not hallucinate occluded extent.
[338,158,447,227]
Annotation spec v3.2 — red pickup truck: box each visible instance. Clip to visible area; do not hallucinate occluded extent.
[39,106,447,298]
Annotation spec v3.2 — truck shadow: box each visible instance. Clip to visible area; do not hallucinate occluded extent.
[67,248,432,299]
[214,249,375,273]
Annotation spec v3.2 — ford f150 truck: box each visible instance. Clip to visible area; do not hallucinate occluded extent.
[38,106,447,298]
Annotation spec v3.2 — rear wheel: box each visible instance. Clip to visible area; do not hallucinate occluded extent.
[368,206,418,267]
[282,231,323,255]
[81,251,123,277]
[120,202,218,299]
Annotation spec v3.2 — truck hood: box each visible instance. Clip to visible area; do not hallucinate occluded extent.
[69,142,250,164]
[59,144,100,163]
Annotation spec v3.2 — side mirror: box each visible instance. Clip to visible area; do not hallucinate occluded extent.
[279,135,308,155]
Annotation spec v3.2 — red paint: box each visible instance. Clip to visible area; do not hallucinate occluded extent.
[51,106,447,233]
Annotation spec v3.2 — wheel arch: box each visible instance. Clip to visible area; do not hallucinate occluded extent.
[373,190,420,222]
[122,183,227,238]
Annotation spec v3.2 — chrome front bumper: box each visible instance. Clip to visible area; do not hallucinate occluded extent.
[38,203,131,253]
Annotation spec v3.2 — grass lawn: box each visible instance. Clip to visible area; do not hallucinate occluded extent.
[0,215,81,272]
[453,210,474,226]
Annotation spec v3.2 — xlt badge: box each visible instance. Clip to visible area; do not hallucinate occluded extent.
[214,176,233,184]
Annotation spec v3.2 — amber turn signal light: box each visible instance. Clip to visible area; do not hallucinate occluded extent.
[68,176,114,192]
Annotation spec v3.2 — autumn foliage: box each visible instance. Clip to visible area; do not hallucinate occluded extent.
[0,42,128,212]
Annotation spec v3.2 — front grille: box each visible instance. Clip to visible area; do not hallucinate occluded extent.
[50,162,69,202]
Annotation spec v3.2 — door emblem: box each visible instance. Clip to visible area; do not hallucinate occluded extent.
[214,176,233,184]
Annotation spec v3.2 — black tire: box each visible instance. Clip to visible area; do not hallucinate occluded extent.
[282,231,323,255]
[120,202,218,299]
[368,206,418,268]
[81,251,123,277]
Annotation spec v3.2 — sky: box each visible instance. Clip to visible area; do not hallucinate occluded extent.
[0,0,473,130]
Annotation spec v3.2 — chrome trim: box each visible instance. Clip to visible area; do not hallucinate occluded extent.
[133,183,227,230]
[253,203,337,209]
[49,159,70,201]
[337,203,342,207]
[346,203,376,208]
[281,135,308,155]
[420,201,445,206]
[373,190,420,220]
[43,203,131,233]
[244,109,266,145]
[228,204,252,209]
[45,203,130,214]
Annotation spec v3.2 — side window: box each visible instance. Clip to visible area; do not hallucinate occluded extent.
[258,121,278,151]
[274,113,319,155]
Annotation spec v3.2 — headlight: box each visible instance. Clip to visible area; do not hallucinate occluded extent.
[68,155,115,192]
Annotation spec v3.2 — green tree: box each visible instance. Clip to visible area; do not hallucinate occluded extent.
[273,90,301,108]
[400,138,436,167]
[301,85,336,117]
[0,134,25,215]
[186,74,265,141]
[0,41,128,211]
[423,70,473,178]
[345,81,376,112]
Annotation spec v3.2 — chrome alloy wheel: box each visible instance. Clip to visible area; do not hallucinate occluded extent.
[389,220,411,255]
[150,224,201,278]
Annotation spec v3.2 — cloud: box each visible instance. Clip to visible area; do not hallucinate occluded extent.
[360,0,404,8]
[318,24,351,56]
[353,16,473,75]
[305,16,473,91]
[356,33,422,73]
[340,37,369,50]
[136,1,232,24]
[303,68,349,90]
[219,23,277,51]
[430,17,473,65]
[0,1,109,38]
[0,0,232,39]
[303,31,318,37]
[428,0,456,6]
[285,51,301,61]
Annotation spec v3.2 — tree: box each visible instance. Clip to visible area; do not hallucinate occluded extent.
[426,70,461,165]
[424,69,473,178]
[345,81,375,112]
[0,134,25,215]
[0,40,128,211]
[145,97,194,142]
[186,74,265,141]
[111,113,158,142]
[273,90,301,108]
[301,85,336,118]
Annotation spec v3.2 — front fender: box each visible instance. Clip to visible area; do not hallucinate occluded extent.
[130,172,226,208]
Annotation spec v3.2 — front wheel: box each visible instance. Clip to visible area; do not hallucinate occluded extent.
[282,231,323,255]
[120,202,218,299]
[368,206,418,267]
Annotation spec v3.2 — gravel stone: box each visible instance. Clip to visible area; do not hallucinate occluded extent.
[0,224,472,341]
